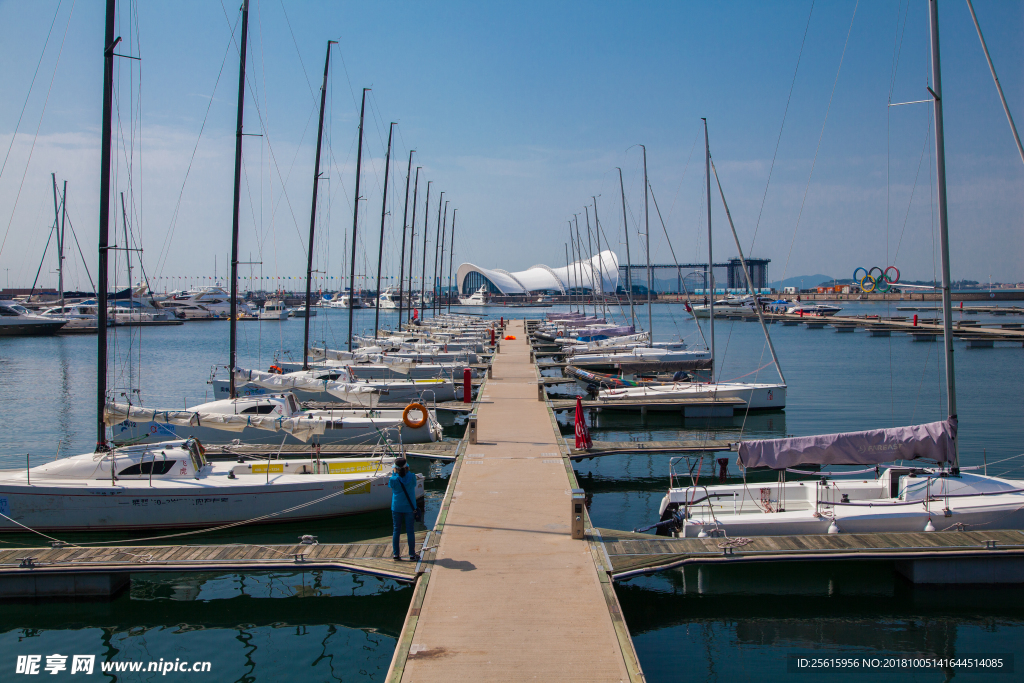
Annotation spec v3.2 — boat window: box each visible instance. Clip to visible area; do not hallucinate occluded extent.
[0,306,19,316]
[118,460,177,476]
[240,404,278,414]
[288,394,299,414]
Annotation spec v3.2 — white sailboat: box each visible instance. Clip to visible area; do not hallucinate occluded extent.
[0,6,421,536]
[651,2,1024,538]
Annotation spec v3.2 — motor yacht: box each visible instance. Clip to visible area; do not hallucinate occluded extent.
[259,299,289,320]
[0,300,67,335]
[457,285,488,306]
[39,302,101,330]
[785,301,842,317]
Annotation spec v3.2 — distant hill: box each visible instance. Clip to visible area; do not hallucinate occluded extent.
[768,274,834,290]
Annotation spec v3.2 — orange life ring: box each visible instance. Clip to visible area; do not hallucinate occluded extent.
[402,402,429,429]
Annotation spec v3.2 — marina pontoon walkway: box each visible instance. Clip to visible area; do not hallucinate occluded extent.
[389,320,637,682]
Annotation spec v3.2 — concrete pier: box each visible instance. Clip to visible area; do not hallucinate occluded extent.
[389,320,640,682]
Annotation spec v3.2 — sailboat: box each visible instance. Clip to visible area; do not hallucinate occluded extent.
[0,5,419,534]
[584,123,787,410]
[650,0,1024,538]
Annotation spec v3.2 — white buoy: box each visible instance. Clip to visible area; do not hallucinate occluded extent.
[827,520,840,534]
[924,518,935,532]
[697,529,709,538]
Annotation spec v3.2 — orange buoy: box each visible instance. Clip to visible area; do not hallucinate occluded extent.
[402,402,429,429]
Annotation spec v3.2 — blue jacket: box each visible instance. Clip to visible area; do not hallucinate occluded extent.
[388,471,418,512]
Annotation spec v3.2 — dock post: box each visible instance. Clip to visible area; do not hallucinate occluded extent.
[570,489,586,539]
[463,368,472,404]
[487,365,493,379]
[538,382,546,401]
[467,417,478,444]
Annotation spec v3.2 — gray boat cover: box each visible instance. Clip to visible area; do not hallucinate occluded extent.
[738,417,957,469]
[104,402,327,442]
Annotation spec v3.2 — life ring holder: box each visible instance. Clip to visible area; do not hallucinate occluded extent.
[402,402,429,429]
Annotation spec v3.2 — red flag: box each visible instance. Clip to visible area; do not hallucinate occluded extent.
[574,396,592,450]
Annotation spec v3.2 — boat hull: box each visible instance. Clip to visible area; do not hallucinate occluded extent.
[0,473,423,532]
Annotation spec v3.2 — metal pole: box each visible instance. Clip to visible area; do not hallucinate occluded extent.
[96,0,117,449]
[965,0,1024,168]
[928,0,958,469]
[406,168,421,326]
[573,214,586,315]
[703,118,715,381]
[228,0,250,398]
[303,40,335,370]
[419,182,432,318]
[397,151,414,328]
[447,209,457,313]
[347,88,369,351]
[374,121,395,339]
[617,168,636,328]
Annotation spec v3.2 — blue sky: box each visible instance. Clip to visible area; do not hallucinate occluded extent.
[1,0,1022,293]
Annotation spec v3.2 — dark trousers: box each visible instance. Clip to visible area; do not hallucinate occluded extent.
[392,510,416,558]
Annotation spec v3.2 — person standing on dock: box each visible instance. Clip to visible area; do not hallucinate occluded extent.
[389,457,421,561]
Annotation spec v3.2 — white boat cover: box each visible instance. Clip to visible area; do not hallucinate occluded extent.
[232,367,380,407]
[103,402,327,442]
[738,417,957,469]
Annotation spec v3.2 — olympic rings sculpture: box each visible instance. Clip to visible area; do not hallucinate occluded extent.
[853,266,900,293]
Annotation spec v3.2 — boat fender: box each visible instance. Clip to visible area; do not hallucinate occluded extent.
[402,402,429,429]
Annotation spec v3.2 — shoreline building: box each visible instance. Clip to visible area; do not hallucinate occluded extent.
[456,251,619,297]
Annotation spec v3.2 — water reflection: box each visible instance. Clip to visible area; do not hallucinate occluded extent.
[617,566,1024,682]
[2,573,410,680]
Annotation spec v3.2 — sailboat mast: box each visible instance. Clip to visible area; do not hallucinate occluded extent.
[928,0,958,468]
[592,197,606,318]
[447,209,457,313]
[641,145,653,341]
[418,181,432,319]
[60,180,66,309]
[397,151,414,327]
[347,87,369,351]
[374,122,395,339]
[568,222,579,312]
[703,118,715,382]
[584,206,596,316]
[435,200,447,317]
[228,0,250,398]
[564,243,572,310]
[50,174,64,309]
[573,215,586,315]
[303,40,335,370]
[432,197,445,318]
[617,168,636,328]
[406,167,421,326]
[96,0,116,450]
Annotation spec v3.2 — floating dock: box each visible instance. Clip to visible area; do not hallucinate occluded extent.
[386,320,641,682]
[0,532,426,598]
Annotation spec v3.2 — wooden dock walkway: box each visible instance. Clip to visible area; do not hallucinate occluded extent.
[0,532,426,597]
[596,527,1024,581]
[388,319,640,682]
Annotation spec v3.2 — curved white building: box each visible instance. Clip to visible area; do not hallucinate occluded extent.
[456,250,620,296]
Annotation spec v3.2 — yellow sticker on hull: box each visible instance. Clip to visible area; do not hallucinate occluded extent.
[328,462,385,475]
[344,481,371,495]
[250,463,284,474]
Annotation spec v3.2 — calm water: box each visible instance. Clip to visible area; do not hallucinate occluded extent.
[2,302,1023,681]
